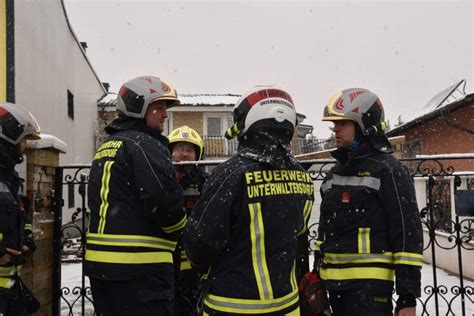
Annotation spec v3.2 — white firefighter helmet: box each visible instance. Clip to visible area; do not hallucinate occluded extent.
[0,102,41,145]
[225,86,297,139]
[117,76,180,119]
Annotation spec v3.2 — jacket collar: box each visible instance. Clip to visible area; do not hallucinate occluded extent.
[331,141,377,165]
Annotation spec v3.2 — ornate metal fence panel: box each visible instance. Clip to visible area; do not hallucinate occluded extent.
[52,157,474,315]
[52,165,93,316]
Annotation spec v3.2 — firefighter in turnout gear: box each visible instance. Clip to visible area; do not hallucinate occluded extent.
[318,88,423,316]
[85,76,186,316]
[168,126,207,315]
[184,86,315,315]
[0,102,40,315]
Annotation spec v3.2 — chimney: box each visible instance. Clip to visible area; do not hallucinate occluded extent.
[80,41,88,52]
[102,82,110,93]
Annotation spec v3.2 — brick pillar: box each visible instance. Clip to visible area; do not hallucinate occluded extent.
[22,147,62,316]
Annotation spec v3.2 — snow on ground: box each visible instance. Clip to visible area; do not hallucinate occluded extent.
[61,263,93,316]
[420,264,474,316]
[61,261,473,316]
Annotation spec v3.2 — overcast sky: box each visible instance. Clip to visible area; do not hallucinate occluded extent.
[65,0,473,138]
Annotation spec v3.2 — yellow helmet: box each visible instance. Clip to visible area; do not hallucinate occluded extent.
[168,126,204,160]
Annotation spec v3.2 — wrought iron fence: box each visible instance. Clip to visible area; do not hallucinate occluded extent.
[52,157,474,315]
[52,166,93,316]
[201,136,334,158]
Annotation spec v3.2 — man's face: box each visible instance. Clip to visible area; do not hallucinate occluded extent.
[332,120,356,149]
[171,142,197,162]
[145,100,168,133]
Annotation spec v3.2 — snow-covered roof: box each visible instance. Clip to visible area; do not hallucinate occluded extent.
[387,80,473,136]
[98,93,117,107]
[179,94,240,106]
[97,93,240,107]
[27,133,68,153]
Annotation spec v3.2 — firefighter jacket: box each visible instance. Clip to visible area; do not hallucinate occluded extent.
[174,166,207,273]
[85,124,186,281]
[317,142,423,297]
[184,130,315,315]
[0,167,34,290]
[173,166,207,315]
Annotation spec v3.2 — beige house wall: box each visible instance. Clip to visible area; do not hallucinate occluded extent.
[172,112,204,135]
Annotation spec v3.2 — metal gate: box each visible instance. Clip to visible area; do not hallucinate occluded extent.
[52,157,474,315]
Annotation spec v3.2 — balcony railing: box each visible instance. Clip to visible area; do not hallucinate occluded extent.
[202,136,334,158]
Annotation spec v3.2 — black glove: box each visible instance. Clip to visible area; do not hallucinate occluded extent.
[395,293,417,312]
[23,229,37,258]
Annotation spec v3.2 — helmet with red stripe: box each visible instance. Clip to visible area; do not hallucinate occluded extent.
[0,102,41,145]
[225,86,297,139]
[117,76,180,119]
[322,88,392,153]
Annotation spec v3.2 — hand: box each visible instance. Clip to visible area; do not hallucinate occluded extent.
[0,248,22,266]
[22,245,30,253]
[395,306,416,316]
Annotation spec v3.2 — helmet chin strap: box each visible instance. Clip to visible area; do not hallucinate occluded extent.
[350,139,361,150]
[349,125,367,151]
[12,143,24,164]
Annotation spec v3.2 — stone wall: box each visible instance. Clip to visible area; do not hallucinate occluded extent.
[22,147,61,315]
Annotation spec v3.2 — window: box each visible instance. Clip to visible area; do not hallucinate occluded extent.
[405,139,421,158]
[427,179,452,233]
[206,116,222,136]
[67,89,74,120]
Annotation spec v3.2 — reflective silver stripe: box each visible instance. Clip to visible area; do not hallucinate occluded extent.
[249,203,272,300]
[87,235,176,250]
[322,174,381,192]
[206,290,299,311]
[324,252,394,264]
[0,182,10,193]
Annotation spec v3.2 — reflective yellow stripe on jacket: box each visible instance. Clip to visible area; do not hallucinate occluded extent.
[85,250,172,264]
[162,215,187,234]
[0,277,16,289]
[297,200,313,236]
[357,228,371,254]
[180,250,192,271]
[323,252,423,266]
[87,233,177,251]
[320,266,395,282]
[394,252,423,266]
[321,251,423,282]
[85,233,176,265]
[0,266,21,289]
[98,161,114,234]
[249,203,273,300]
[204,288,299,314]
